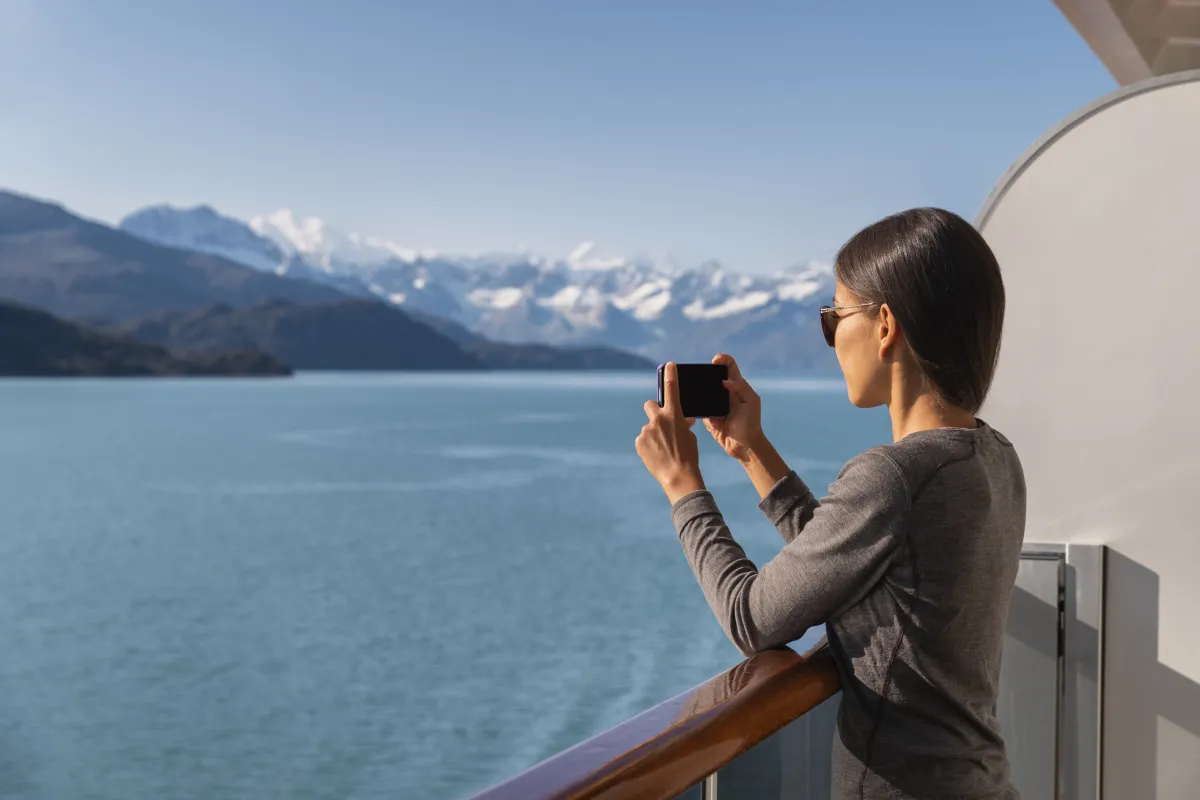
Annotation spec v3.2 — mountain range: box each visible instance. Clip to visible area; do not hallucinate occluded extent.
[121,204,838,370]
[0,190,654,373]
[0,188,835,373]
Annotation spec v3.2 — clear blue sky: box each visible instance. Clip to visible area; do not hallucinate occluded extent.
[0,0,1114,271]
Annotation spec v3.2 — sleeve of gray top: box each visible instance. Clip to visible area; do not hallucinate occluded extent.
[757,471,817,544]
[670,450,910,656]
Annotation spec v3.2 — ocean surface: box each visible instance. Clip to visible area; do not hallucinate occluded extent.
[0,372,890,799]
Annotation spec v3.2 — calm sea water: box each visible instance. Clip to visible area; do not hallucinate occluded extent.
[0,372,889,799]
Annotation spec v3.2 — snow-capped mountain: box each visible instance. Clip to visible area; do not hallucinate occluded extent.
[119,204,838,369]
[121,205,287,273]
[119,205,376,299]
[250,209,438,273]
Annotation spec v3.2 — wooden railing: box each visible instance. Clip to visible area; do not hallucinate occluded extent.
[467,647,840,800]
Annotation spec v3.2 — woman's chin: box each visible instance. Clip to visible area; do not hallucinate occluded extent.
[846,386,884,409]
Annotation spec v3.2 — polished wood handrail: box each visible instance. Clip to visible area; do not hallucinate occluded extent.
[468,647,840,800]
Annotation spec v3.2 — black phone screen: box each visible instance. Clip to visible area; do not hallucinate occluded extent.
[657,363,729,418]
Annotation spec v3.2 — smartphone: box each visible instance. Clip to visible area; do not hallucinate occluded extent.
[657,363,730,418]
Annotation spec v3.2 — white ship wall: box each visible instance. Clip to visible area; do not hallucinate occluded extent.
[979,70,1200,799]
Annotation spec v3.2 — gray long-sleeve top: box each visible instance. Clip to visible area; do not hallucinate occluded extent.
[671,422,1026,799]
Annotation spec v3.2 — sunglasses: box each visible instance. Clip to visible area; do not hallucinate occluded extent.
[819,302,878,347]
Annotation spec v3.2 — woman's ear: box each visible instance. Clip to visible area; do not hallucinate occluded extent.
[877,303,902,359]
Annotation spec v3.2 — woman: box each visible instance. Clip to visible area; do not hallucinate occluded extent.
[635,207,1025,800]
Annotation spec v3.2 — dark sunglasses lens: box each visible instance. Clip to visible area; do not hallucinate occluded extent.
[820,307,837,347]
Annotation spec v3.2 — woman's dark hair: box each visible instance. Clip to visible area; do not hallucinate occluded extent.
[834,207,1005,414]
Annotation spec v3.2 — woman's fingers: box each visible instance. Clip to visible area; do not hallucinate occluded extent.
[645,399,695,429]
[723,377,758,403]
[662,362,683,418]
[723,379,756,406]
[712,352,743,382]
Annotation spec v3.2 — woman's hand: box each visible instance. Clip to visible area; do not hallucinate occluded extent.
[703,354,766,463]
[636,362,706,503]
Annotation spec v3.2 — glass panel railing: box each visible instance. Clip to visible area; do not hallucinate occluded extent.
[705,692,838,799]
[1000,543,1105,800]
[999,549,1064,799]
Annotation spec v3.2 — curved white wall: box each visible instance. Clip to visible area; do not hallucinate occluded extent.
[978,71,1200,799]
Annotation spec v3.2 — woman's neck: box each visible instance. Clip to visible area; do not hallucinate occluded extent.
[887,370,976,442]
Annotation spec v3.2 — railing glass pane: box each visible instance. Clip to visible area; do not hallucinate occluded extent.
[711,692,839,799]
[998,551,1064,800]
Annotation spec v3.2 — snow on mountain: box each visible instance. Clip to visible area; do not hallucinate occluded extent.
[120,205,286,273]
[567,241,638,271]
[468,286,526,310]
[774,262,831,302]
[685,290,774,320]
[611,278,673,321]
[119,203,838,369]
[249,210,437,273]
